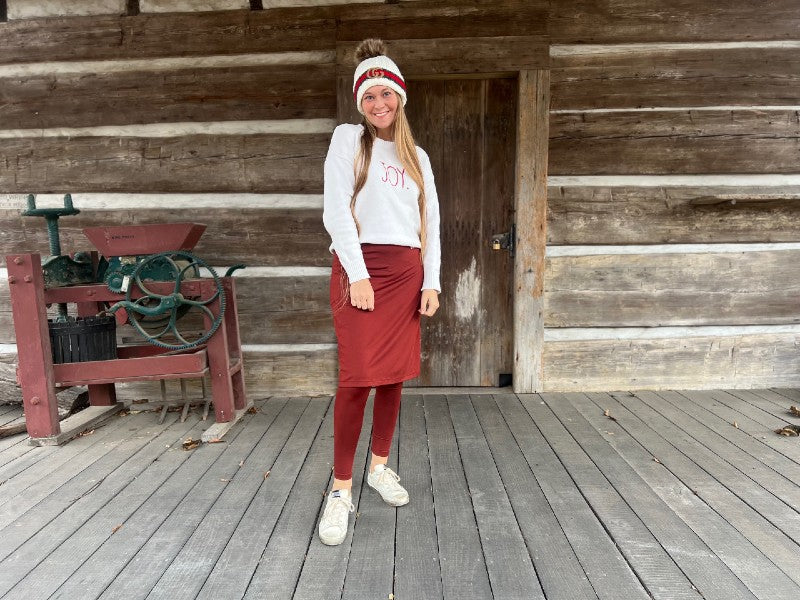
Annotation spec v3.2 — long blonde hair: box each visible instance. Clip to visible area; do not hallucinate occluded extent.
[349,99,427,259]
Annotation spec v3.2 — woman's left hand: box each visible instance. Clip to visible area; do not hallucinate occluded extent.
[419,289,439,317]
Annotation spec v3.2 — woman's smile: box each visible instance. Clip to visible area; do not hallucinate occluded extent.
[362,85,398,136]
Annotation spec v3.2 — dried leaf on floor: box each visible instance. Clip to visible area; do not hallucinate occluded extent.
[247,406,259,414]
[78,429,95,437]
[264,470,271,480]
[789,405,800,417]
[603,409,618,422]
[775,425,800,436]
[733,421,739,429]
[111,524,123,534]
[182,438,201,451]
[653,457,661,464]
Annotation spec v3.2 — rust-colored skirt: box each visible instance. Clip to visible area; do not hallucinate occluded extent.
[331,244,423,387]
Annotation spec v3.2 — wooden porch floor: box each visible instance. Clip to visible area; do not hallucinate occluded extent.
[0,389,799,600]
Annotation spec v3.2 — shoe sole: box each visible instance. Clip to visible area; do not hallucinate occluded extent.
[367,481,409,506]
[319,530,346,546]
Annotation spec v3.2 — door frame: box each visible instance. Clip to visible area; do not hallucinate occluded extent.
[335,44,550,393]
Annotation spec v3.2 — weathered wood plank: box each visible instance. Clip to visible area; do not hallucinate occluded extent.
[448,395,544,599]
[0,134,328,194]
[493,393,650,599]
[643,390,800,510]
[0,413,198,596]
[473,394,598,600]
[241,398,334,600]
[42,406,271,600]
[12,415,216,599]
[292,398,374,600]
[514,70,548,392]
[337,36,548,76]
[547,186,800,245]
[550,110,800,175]
[567,391,800,593]
[195,398,329,600]
[672,390,800,465]
[423,394,492,598]
[0,414,129,508]
[0,7,335,64]
[542,333,800,391]
[0,65,335,130]
[545,250,800,327]
[95,398,288,600]
[336,0,548,42]
[529,393,746,600]
[731,388,800,421]
[394,394,443,600]
[549,0,800,43]
[551,48,800,110]
[142,398,309,598]
[612,391,800,542]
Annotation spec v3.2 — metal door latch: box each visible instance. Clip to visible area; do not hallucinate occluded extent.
[490,224,515,257]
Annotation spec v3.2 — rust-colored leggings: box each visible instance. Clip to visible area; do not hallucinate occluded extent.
[333,382,403,480]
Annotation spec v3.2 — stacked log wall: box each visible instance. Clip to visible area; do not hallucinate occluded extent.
[544,0,800,390]
[0,1,353,398]
[1,0,798,396]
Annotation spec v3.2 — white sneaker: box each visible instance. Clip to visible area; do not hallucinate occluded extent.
[318,489,354,546]
[367,464,409,506]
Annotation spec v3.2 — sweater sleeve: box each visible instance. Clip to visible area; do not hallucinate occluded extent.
[419,149,442,292]
[322,124,370,283]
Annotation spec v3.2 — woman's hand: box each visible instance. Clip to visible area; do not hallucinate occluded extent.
[419,289,439,317]
[350,279,374,311]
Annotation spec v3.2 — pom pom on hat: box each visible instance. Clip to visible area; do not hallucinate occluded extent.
[352,39,406,115]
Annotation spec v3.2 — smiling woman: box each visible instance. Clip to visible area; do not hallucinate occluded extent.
[318,38,441,547]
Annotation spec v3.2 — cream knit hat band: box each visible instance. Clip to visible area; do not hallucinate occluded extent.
[353,55,407,115]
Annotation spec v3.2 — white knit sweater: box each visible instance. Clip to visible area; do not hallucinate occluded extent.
[322,123,441,292]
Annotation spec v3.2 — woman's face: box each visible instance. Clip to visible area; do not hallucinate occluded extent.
[361,85,399,134]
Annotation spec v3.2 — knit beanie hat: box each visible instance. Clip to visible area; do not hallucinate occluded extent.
[352,39,407,115]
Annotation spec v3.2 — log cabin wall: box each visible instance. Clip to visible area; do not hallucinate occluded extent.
[1,0,799,397]
[544,0,800,390]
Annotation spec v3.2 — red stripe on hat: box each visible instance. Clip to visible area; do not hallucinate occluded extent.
[353,68,406,102]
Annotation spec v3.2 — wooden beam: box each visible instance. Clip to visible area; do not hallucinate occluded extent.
[0,7,335,64]
[544,250,800,327]
[551,47,800,110]
[542,331,800,391]
[0,134,328,193]
[549,0,800,44]
[337,37,548,78]
[0,64,336,129]
[513,70,549,393]
[547,185,800,245]
[549,109,800,175]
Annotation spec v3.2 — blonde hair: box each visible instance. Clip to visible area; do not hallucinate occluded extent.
[350,99,427,259]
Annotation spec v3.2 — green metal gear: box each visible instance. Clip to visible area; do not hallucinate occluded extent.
[116,251,226,350]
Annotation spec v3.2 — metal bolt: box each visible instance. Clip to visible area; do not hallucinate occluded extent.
[13,257,23,265]
[31,396,40,405]
[8,276,16,284]
[24,275,32,283]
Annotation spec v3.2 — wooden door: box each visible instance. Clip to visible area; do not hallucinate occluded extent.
[405,78,517,386]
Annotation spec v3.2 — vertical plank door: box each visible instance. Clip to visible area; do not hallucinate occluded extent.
[406,78,516,386]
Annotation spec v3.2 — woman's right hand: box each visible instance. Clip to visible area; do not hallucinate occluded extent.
[350,279,375,311]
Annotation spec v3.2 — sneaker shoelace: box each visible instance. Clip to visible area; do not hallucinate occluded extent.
[375,467,402,488]
[324,494,354,522]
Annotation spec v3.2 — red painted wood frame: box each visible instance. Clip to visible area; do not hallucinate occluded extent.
[5,252,246,440]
